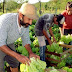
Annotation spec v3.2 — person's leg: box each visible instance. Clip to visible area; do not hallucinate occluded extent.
[10,67,18,72]
[64,29,68,35]
[37,36,46,61]
[4,55,19,72]
[4,43,19,72]
[40,46,46,61]
[68,29,72,45]
[0,50,6,72]
[44,30,51,45]
[63,29,68,51]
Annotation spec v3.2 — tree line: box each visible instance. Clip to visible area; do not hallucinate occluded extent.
[0,0,72,13]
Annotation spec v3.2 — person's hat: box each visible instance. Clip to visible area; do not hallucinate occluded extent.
[19,3,39,20]
[56,14,65,24]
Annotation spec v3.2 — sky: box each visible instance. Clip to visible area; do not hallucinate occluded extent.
[0,0,3,3]
[0,0,50,3]
[28,0,50,4]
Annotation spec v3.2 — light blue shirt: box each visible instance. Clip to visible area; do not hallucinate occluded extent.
[0,13,31,47]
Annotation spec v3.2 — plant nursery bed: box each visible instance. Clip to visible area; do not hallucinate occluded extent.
[45,68,67,72]
[45,44,72,67]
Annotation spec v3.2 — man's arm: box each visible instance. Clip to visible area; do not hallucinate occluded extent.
[59,27,64,37]
[0,45,19,58]
[43,30,52,45]
[49,27,57,43]
[24,44,33,54]
[24,44,40,59]
[0,45,30,64]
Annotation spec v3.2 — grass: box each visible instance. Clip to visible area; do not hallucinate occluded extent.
[0,9,18,15]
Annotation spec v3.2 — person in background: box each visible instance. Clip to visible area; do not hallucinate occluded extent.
[59,1,72,49]
[35,13,65,61]
[60,1,72,37]
[0,3,40,72]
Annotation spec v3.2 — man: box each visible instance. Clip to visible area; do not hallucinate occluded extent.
[35,14,65,61]
[60,1,72,36]
[59,1,72,50]
[0,3,40,72]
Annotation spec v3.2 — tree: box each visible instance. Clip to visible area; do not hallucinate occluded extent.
[45,3,47,10]
[3,0,5,13]
[5,0,19,11]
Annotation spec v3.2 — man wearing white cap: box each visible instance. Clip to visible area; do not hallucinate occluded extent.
[0,3,39,72]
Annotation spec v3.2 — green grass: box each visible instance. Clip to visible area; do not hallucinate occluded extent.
[0,9,18,15]
[0,12,3,15]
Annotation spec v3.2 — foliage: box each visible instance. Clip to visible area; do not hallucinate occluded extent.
[34,0,72,15]
[14,37,22,47]
[32,20,36,25]
[62,66,72,72]
[57,60,66,69]
[1,0,72,71]
[5,0,21,11]
[59,34,72,44]
[47,42,63,53]
[62,67,69,72]
[0,0,72,15]
[33,37,39,47]
[65,55,72,66]
[16,46,29,56]
[20,57,46,72]
[52,24,60,42]
[45,0,72,10]
[45,3,48,10]
[0,3,2,9]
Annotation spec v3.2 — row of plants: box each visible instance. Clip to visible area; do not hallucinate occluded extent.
[4,20,72,72]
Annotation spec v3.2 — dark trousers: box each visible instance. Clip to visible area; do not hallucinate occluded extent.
[64,29,72,35]
[40,37,51,61]
[63,29,72,50]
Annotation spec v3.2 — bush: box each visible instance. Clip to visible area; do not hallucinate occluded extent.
[5,1,20,11]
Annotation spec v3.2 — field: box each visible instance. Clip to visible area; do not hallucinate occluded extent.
[0,9,71,72]
[0,1,72,72]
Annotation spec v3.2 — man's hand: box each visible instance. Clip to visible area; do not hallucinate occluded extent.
[0,45,31,65]
[49,41,53,45]
[29,52,40,60]
[24,44,40,60]
[17,55,31,65]
[53,37,57,43]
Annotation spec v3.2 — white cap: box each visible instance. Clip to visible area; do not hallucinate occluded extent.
[19,3,39,20]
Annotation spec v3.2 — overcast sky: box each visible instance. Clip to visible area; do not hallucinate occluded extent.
[28,0,50,4]
[0,0,50,3]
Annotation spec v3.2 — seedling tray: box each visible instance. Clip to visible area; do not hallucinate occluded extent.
[45,44,72,66]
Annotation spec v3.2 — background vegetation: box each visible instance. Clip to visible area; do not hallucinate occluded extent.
[0,0,72,15]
